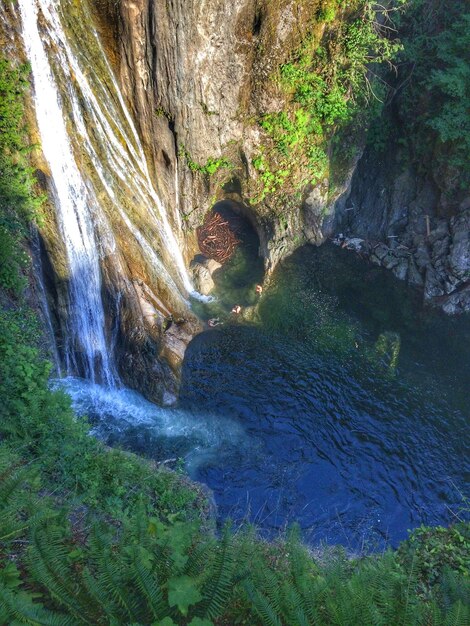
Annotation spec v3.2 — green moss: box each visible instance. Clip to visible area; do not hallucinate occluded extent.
[248,0,401,206]
[0,58,45,294]
[180,146,232,177]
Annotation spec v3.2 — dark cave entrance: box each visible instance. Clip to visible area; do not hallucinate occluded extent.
[192,201,265,313]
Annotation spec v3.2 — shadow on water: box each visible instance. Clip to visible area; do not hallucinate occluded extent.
[179,244,470,549]
[60,244,469,550]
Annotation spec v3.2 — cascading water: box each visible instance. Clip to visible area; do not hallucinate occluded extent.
[29,0,193,297]
[18,0,200,386]
[19,0,118,386]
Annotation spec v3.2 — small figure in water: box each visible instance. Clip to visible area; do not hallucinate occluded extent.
[231,305,242,315]
[208,318,221,328]
[255,284,263,295]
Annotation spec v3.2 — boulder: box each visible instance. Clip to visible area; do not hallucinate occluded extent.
[190,255,222,296]
[449,212,470,281]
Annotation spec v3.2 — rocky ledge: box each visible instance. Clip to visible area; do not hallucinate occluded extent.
[334,208,470,315]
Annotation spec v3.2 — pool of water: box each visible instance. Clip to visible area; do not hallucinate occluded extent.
[61,244,470,550]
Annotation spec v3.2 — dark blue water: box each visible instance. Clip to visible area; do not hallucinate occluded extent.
[65,244,470,550]
[179,244,469,548]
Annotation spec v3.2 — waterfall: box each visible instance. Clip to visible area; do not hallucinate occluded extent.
[19,0,118,386]
[18,0,198,387]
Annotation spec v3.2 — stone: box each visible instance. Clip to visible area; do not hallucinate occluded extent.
[163,391,177,406]
[205,258,222,275]
[382,251,399,270]
[442,285,470,315]
[343,237,365,252]
[372,243,389,261]
[190,259,215,296]
[414,242,432,271]
[392,257,409,281]
[428,219,449,244]
[408,257,424,287]
[424,266,445,299]
[448,211,470,281]
[431,236,450,261]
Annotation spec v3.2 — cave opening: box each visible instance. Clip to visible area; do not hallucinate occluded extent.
[192,201,265,312]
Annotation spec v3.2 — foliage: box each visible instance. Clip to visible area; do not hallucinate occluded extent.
[180,147,232,176]
[397,523,470,588]
[0,35,468,626]
[0,460,468,626]
[243,534,470,626]
[392,0,470,183]
[425,14,470,171]
[0,308,201,519]
[249,1,401,204]
[0,445,234,625]
[0,58,44,294]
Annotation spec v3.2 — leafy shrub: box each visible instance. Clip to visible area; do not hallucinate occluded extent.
[393,0,470,188]
[397,524,470,588]
[0,462,468,626]
[250,0,401,204]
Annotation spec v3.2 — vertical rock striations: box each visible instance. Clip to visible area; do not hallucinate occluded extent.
[115,0,330,271]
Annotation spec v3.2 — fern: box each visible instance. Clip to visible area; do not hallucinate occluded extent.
[84,526,140,621]
[0,446,38,542]
[197,527,236,620]
[244,581,282,626]
[27,524,92,624]
[444,601,470,626]
[183,541,213,579]
[129,545,167,621]
[0,581,74,626]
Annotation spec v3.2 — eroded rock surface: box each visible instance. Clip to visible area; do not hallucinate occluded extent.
[334,145,470,314]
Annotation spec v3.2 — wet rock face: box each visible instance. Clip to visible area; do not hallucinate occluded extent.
[190,256,222,296]
[115,0,326,271]
[334,145,470,314]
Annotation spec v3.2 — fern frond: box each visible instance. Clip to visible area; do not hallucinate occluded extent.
[198,528,236,620]
[27,524,90,624]
[81,566,123,623]
[444,601,470,626]
[86,537,139,621]
[0,581,75,626]
[183,541,213,579]
[129,546,166,621]
[244,582,282,626]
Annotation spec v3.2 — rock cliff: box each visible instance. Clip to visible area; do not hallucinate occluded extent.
[111,0,469,314]
[333,135,470,315]
[1,0,468,406]
[114,0,333,271]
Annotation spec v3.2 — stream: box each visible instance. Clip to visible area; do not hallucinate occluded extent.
[62,244,470,550]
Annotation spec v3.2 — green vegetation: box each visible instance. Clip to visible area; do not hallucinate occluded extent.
[0,309,202,518]
[0,44,469,626]
[0,59,43,294]
[249,0,401,204]
[426,15,470,171]
[393,0,470,186]
[0,454,468,625]
[179,147,232,177]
